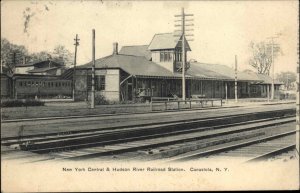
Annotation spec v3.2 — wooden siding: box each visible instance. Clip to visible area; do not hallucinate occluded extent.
[75,69,120,101]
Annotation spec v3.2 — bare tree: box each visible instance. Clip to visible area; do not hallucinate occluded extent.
[51,45,74,67]
[248,41,281,75]
[28,51,52,62]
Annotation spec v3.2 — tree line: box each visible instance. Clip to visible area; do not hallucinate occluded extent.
[1,37,296,89]
[1,38,73,74]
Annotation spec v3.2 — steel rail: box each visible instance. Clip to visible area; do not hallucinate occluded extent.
[167,130,296,162]
[40,117,295,159]
[2,108,295,141]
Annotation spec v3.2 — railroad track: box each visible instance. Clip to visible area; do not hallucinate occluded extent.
[165,130,296,163]
[2,101,294,123]
[2,105,295,140]
[2,104,238,123]
[1,108,295,162]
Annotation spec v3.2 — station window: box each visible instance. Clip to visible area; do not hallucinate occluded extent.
[175,51,182,62]
[160,51,172,62]
[87,76,105,91]
[160,52,164,62]
[19,82,23,87]
[95,75,105,91]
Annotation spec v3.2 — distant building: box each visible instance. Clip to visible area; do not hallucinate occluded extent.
[14,60,65,76]
[74,33,282,102]
[1,60,72,99]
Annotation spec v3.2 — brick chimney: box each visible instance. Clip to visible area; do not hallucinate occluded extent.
[113,42,118,55]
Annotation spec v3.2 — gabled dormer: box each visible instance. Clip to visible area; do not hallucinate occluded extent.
[148,33,191,73]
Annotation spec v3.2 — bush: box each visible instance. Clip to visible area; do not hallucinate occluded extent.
[95,95,109,105]
[1,99,45,108]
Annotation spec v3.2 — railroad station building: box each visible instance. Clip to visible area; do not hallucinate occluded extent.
[74,33,281,102]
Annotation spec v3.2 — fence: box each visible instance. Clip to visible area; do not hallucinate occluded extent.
[150,97,223,111]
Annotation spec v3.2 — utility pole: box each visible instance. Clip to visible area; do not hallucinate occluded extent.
[286,73,289,90]
[91,29,95,109]
[174,8,194,101]
[267,34,281,100]
[235,55,238,103]
[73,34,80,101]
[262,42,270,102]
[271,37,275,100]
[225,82,228,103]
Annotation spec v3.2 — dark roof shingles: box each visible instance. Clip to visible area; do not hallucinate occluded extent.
[78,54,181,77]
[78,53,274,83]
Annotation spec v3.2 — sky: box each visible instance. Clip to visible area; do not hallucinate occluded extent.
[1,0,299,74]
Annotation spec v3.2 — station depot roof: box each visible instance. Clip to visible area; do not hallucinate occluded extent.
[77,54,187,78]
[77,53,275,83]
[189,62,263,82]
[119,45,152,61]
[148,33,191,51]
[242,71,282,85]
